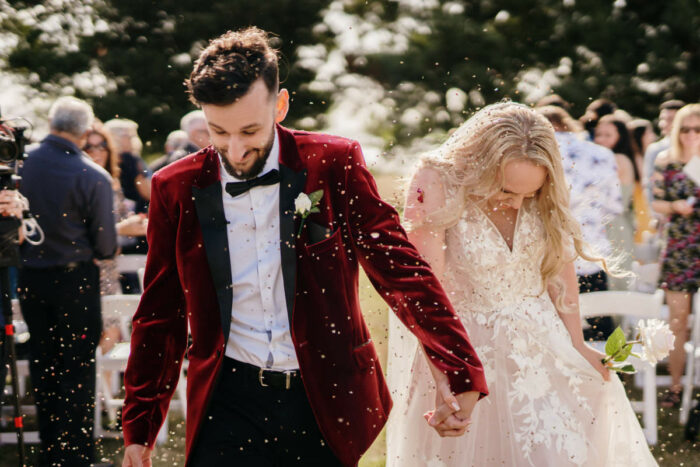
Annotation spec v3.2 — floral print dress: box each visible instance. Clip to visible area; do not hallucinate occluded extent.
[653,161,700,292]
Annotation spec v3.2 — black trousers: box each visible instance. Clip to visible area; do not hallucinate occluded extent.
[189,357,343,466]
[578,270,615,341]
[18,262,102,467]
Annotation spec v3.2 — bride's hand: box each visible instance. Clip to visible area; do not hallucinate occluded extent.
[575,343,611,382]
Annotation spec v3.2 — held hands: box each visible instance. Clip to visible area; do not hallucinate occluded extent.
[424,388,480,437]
[574,342,611,382]
[424,357,480,437]
[122,444,152,467]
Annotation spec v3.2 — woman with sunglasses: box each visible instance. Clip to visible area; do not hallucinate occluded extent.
[83,126,147,356]
[650,103,700,408]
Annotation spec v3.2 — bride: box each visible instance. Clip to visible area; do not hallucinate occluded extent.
[386,102,657,466]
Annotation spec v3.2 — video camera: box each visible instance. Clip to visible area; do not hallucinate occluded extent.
[0,119,29,165]
[0,117,29,267]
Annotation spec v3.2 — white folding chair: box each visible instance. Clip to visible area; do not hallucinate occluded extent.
[631,261,661,295]
[680,294,700,424]
[94,295,140,439]
[579,290,664,445]
[137,267,145,293]
[115,254,147,275]
[94,294,186,444]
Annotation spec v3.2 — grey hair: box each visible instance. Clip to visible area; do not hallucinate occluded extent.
[165,129,188,150]
[48,96,94,137]
[180,110,206,133]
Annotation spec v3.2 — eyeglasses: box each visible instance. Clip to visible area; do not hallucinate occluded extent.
[680,126,700,134]
[84,141,108,151]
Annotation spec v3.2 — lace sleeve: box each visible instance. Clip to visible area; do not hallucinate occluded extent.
[403,165,449,280]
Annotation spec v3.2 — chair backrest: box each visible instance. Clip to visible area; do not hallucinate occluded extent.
[115,254,147,274]
[631,261,661,294]
[579,290,664,320]
[137,267,145,293]
[11,298,21,321]
[691,294,700,344]
[101,294,142,340]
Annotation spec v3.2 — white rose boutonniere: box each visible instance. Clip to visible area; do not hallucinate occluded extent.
[602,319,675,373]
[295,189,323,237]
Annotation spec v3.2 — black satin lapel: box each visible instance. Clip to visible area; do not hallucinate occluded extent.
[279,164,307,323]
[192,183,232,342]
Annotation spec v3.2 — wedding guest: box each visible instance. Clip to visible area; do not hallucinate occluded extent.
[19,96,117,466]
[164,129,188,154]
[629,119,657,168]
[149,111,209,172]
[650,103,700,408]
[630,118,659,239]
[644,99,686,205]
[535,93,571,111]
[83,125,147,353]
[537,105,622,338]
[104,118,151,215]
[594,115,638,288]
[387,102,656,466]
[122,27,486,467]
[104,118,149,293]
[580,98,617,140]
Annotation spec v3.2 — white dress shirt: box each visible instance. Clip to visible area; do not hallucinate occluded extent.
[219,130,298,370]
[556,132,624,276]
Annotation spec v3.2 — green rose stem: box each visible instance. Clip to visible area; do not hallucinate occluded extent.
[601,340,641,365]
[297,217,308,237]
[599,326,641,373]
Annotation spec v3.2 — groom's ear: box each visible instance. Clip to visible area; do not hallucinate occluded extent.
[275,89,290,124]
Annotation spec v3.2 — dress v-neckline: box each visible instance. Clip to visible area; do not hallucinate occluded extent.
[472,200,523,254]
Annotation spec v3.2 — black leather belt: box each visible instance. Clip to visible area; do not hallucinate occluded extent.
[225,357,302,390]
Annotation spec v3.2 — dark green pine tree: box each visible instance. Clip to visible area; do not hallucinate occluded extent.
[4,0,334,152]
[337,0,699,147]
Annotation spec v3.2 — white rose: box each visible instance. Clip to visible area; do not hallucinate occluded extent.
[294,193,312,215]
[638,319,675,365]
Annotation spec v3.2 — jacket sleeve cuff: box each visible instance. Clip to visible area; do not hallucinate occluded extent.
[446,367,489,399]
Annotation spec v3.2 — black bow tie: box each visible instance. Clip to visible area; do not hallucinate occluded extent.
[225,169,281,198]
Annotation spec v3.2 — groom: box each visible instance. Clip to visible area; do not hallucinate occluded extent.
[122,27,487,466]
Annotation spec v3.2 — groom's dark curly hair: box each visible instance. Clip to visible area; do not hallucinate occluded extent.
[185,27,279,106]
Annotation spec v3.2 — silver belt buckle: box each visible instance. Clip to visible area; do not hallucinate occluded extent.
[258,368,268,387]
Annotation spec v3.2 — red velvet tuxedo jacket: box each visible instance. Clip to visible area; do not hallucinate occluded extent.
[122,125,487,466]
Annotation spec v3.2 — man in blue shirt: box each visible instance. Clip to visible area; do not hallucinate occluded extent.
[18,96,117,467]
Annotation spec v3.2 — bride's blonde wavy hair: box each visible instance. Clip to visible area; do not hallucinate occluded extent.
[414,102,608,312]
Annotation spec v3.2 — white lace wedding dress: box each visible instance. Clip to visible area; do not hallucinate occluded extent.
[386,198,657,467]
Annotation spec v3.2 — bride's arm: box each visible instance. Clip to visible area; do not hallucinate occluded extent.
[403,167,447,280]
[404,167,481,434]
[548,262,611,381]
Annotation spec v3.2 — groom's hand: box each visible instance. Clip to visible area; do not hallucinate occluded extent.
[122,444,153,467]
[425,390,479,437]
[423,355,480,437]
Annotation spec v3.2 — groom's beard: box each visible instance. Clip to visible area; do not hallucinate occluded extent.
[217,126,275,180]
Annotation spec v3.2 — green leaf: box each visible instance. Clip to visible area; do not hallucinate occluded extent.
[310,207,321,214]
[308,189,324,204]
[614,343,633,362]
[610,364,636,374]
[605,327,626,357]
